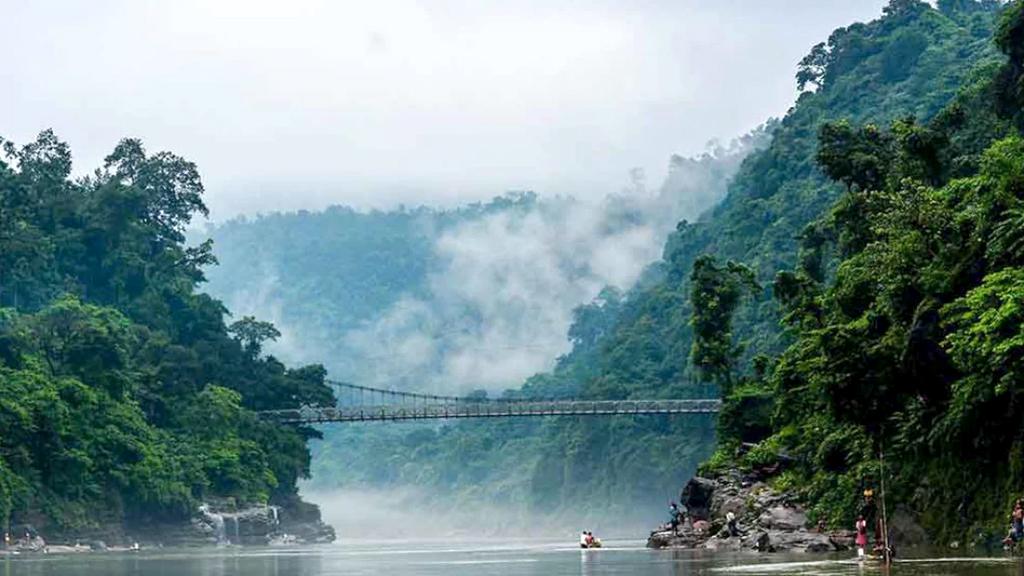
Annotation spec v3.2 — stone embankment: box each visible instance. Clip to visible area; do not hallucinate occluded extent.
[647,469,854,553]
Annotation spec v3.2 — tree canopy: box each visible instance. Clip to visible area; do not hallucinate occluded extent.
[0,131,333,536]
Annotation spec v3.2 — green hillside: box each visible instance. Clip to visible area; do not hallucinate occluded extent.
[0,135,333,539]
[709,0,1024,544]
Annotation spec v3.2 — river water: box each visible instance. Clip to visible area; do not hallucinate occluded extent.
[1,539,1021,575]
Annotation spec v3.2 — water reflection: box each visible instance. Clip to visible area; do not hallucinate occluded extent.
[0,541,1021,576]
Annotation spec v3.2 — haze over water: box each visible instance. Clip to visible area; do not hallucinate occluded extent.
[1,541,1021,576]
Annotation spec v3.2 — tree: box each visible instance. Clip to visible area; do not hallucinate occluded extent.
[689,255,758,392]
[103,138,208,245]
[797,42,830,92]
[882,0,929,19]
[0,130,335,537]
[817,121,895,193]
[228,316,281,358]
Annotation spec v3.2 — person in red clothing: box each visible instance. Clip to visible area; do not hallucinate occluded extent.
[855,515,868,560]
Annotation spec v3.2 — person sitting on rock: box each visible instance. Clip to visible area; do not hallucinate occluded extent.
[726,512,740,537]
[580,531,589,549]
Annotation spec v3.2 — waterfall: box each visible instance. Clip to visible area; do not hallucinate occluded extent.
[270,506,279,526]
[199,505,227,545]
[221,514,240,545]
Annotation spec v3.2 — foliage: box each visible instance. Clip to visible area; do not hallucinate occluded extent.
[689,256,758,392]
[708,0,1024,542]
[0,132,332,535]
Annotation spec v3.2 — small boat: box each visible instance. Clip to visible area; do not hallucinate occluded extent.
[579,533,602,548]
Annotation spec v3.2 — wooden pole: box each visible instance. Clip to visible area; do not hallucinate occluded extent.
[880,447,891,565]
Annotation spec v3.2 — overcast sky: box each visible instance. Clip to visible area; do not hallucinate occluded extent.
[3,0,888,219]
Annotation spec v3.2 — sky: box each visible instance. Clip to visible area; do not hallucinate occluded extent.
[2,0,888,219]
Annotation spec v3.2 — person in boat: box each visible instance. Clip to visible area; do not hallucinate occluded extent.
[580,530,589,549]
[669,502,681,532]
[1003,499,1024,548]
[855,515,868,560]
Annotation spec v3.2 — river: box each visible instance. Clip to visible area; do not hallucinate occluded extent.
[1,539,1022,575]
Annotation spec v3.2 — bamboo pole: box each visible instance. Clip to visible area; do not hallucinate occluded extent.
[880,447,891,565]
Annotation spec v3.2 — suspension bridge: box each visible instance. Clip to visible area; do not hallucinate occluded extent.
[260,381,721,424]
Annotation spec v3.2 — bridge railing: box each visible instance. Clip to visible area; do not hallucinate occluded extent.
[260,398,721,424]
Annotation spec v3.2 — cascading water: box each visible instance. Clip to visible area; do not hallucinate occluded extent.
[198,505,227,545]
[230,515,240,544]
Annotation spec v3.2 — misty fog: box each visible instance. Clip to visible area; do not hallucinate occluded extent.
[305,485,656,540]
[206,134,764,395]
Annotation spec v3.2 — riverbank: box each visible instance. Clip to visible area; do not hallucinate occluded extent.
[647,468,855,553]
[4,497,335,552]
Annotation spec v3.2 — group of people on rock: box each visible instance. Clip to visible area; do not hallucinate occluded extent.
[666,502,739,538]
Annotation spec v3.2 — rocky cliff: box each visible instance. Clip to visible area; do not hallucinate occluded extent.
[647,469,855,553]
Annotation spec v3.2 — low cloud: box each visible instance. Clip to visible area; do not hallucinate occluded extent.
[337,134,765,394]
[205,133,766,395]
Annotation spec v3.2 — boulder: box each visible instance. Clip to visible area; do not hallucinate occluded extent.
[764,529,836,553]
[715,495,748,519]
[751,531,772,552]
[681,477,716,521]
[829,530,856,551]
[647,529,698,549]
[758,506,807,531]
[704,534,744,551]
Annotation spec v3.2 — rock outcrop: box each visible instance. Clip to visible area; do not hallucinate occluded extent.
[2,494,334,550]
[648,469,853,553]
[186,500,334,546]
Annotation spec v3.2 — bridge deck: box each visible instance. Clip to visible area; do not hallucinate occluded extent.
[262,399,721,424]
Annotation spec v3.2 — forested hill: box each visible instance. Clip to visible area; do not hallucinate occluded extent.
[610,0,1003,392]
[708,0,1024,543]
[0,135,333,539]
[530,2,1001,419]
[197,1,1006,534]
